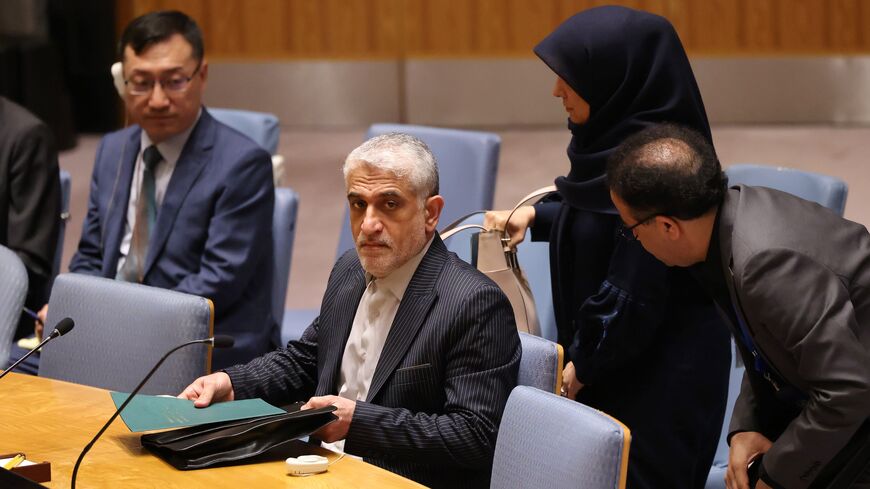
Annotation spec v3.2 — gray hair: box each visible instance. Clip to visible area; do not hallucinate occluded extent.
[343,133,439,199]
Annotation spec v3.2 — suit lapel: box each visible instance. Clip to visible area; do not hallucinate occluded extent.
[103,129,141,276]
[316,262,367,395]
[366,237,447,402]
[143,110,214,276]
[719,188,741,312]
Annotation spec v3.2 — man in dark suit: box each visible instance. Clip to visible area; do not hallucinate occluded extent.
[40,11,275,369]
[180,133,521,488]
[606,123,870,489]
[0,96,61,340]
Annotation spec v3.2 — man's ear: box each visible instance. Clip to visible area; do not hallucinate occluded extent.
[198,59,208,87]
[424,195,445,233]
[656,216,682,241]
[111,62,124,98]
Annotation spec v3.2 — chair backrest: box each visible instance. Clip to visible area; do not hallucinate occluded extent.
[335,123,501,258]
[519,332,563,395]
[51,169,71,283]
[491,385,631,489]
[441,213,558,342]
[208,107,280,155]
[707,341,745,489]
[0,245,28,363]
[726,164,848,216]
[271,187,300,325]
[39,274,213,395]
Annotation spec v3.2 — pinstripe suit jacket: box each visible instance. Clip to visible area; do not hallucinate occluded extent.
[225,235,521,488]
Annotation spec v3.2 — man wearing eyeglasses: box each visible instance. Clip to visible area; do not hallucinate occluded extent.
[45,10,276,369]
[608,123,870,489]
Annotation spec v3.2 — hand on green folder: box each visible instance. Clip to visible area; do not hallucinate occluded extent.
[110,392,285,432]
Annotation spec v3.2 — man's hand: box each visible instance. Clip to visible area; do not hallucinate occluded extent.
[35,304,48,340]
[483,206,535,249]
[562,361,584,398]
[177,372,235,408]
[302,395,356,443]
[726,431,773,489]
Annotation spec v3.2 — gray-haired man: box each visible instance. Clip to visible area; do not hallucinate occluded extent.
[180,133,521,488]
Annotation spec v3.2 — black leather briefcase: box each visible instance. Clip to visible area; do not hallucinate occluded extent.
[141,404,337,470]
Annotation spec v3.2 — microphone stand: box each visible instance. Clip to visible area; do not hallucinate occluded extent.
[0,318,74,380]
[71,336,230,488]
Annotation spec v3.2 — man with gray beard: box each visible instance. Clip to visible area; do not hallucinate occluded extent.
[180,133,521,488]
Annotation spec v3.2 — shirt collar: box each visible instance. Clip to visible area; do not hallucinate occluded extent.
[140,107,202,169]
[366,236,434,301]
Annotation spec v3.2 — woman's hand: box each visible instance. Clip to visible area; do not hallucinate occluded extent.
[561,361,584,398]
[484,206,536,249]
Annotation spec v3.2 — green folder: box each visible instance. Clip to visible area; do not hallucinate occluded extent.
[110,392,285,432]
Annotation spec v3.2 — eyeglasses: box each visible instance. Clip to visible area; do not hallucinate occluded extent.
[124,63,201,96]
[618,213,662,241]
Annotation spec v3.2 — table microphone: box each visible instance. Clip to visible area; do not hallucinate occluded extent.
[71,335,234,489]
[0,317,75,380]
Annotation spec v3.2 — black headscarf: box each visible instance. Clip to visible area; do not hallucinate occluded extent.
[534,6,712,213]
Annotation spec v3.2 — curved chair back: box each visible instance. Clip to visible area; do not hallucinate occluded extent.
[726,164,848,216]
[491,386,631,489]
[335,123,501,257]
[39,274,213,395]
[0,245,28,364]
[208,108,280,155]
[271,187,299,325]
[518,332,563,394]
[706,341,745,488]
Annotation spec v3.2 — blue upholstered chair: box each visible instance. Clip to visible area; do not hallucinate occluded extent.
[39,274,213,395]
[518,332,563,395]
[726,164,848,216]
[0,245,28,365]
[705,164,848,489]
[208,108,280,155]
[491,385,631,489]
[281,124,501,344]
[271,187,299,326]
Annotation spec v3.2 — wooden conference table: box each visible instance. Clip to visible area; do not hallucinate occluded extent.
[1,373,425,488]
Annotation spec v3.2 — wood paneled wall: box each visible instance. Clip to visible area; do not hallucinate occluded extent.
[117,0,870,58]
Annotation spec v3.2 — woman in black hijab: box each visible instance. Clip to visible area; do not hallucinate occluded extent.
[486,6,731,489]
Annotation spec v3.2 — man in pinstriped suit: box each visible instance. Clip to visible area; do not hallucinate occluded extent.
[180,133,521,488]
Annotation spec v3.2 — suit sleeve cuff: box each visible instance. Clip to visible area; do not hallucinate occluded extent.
[759,463,787,489]
[531,201,560,242]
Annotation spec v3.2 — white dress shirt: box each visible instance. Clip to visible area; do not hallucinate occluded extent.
[327,237,433,453]
[116,109,201,274]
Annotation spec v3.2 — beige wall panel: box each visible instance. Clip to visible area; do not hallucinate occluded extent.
[404,58,564,126]
[204,61,400,126]
[403,56,870,126]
